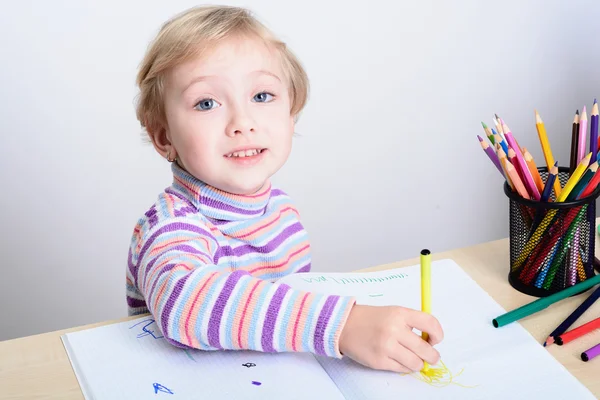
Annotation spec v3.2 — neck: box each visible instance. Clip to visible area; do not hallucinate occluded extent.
[168,162,271,221]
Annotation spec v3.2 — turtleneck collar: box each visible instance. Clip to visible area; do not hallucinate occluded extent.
[168,162,272,221]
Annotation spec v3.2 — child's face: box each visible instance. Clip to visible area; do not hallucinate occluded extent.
[161,35,294,195]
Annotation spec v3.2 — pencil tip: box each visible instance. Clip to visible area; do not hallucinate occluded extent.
[594,98,597,104]
[481,121,488,129]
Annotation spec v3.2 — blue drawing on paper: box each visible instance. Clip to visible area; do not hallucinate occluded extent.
[129,318,164,340]
[153,383,174,394]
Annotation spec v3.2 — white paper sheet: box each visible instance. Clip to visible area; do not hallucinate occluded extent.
[278,259,596,399]
[62,316,344,400]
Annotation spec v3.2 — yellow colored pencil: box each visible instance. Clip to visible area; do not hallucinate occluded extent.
[535,110,562,197]
[420,249,431,372]
[558,152,592,202]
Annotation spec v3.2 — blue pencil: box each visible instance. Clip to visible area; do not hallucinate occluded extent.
[545,285,600,346]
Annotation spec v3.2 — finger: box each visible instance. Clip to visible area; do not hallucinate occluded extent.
[405,311,444,345]
[399,330,440,365]
[388,342,424,372]
[379,357,412,374]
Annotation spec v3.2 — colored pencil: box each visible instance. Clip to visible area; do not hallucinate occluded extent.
[591,100,598,165]
[535,110,562,197]
[570,110,580,174]
[420,249,431,372]
[497,147,514,189]
[560,153,592,200]
[581,342,600,362]
[512,153,592,270]
[556,315,600,345]
[503,125,541,200]
[544,285,600,346]
[481,122,495,145]
[541,162,558,202]
[567,163,597,201]
[523,148,545,193]
[478,135,503,176]
[494,132,509,155]
[492,272,600,328]
[578,106,588,164]
[577,161,600,199]
[504,158,530,199]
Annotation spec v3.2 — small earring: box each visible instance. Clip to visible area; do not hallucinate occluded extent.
[166,151,176,163]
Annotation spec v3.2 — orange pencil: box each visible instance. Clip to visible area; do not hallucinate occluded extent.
[504,158,530,199]
[556,316,600,346]
[497,146,514,189]
[523,148,545,193]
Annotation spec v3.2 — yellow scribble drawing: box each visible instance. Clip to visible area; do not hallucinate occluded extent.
[401,360,477,389]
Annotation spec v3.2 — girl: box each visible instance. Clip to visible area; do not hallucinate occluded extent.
[127,4,443,374]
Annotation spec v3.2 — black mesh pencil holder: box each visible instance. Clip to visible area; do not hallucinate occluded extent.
[505,166,600,297]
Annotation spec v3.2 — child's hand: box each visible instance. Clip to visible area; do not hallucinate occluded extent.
[338,304,443,373]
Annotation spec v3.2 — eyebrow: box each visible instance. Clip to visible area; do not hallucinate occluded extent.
[183,70,282,93]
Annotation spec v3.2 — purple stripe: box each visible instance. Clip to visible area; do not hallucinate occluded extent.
[314,296,339,356]
[159,273,193,341]
[147,263,177,304]
[207,270,248,348]
[174,206,197,217]
[231,222,304,257]
[135,222,216,280]
[297,263,311,273]
[127,296,147,308]
[270,188,285,196]
[261,285,291,352]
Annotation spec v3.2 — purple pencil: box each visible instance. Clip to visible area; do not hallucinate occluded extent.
[578,106,588,164]
[581,342,600,362]
[591,100,599,165]
[478,135,504,176]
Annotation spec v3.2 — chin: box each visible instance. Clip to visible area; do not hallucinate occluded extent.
[224,179,269,195]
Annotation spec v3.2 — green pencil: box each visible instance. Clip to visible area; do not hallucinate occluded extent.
[493,272,600,328]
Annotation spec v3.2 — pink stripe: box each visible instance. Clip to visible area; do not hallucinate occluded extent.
[237,280,262,348]
[292,293,310,351]
[183,272,219,347]
[250,244,310,274]
[236,207,297,239]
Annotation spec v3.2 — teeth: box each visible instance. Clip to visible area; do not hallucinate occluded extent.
[227,149,262,158]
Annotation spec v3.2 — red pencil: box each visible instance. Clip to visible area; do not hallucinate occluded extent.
[556,316,600,345]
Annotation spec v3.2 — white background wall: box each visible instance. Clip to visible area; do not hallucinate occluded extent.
[1,0,600,341]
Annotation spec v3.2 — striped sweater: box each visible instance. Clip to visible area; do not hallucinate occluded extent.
[126,162,356,358]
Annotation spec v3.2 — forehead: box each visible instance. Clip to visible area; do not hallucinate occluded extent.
[167,35,284,86]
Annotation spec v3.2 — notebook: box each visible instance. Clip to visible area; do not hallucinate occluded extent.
[61,259,596,399]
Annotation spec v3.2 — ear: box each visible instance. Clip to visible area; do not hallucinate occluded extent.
[147,121,177,161]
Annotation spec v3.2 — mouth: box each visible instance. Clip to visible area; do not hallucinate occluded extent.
[224,148,266,158]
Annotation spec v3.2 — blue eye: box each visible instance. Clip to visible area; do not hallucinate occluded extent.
[253,92,274,103]
[194,98,221,111]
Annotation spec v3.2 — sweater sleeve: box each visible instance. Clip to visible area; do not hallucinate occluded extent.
[129,215,356,358]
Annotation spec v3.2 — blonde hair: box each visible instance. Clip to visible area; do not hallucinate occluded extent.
[135,5,309,135]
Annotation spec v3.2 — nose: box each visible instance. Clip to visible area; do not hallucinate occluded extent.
[226,105,256,137]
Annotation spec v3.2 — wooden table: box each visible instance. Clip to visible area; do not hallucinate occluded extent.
[2,231,600,399]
